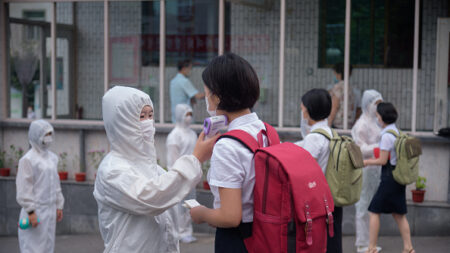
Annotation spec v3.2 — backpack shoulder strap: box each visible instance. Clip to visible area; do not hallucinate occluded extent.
[311,128,332,140]
[217,130,259,153]
[386,129,399,138]
[263,122,281,145]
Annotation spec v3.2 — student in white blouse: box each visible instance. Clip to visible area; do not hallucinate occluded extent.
[189,53,262,253]
[297,88,343,253]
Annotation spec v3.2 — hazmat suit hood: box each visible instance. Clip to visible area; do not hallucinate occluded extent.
[28,119,54,153]
[95,86,203,253]
[174,104,193,128]
[361,89,383,118]
[102,86,156,164]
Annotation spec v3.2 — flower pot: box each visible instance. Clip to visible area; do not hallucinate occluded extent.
[58,171,68,181]
[0,168,10,177]
[203,181,210,190]
[411,189,425,203]
[75,172,86,182]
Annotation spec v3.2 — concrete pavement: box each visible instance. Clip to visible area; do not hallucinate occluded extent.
[1,233,449,253]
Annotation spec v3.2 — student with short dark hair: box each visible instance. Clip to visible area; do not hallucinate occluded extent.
[170,59,205,122]
[189,53,263,253]
[296,88,343,253]
[363,102,415,253]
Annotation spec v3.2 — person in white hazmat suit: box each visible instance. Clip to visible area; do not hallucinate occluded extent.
[16,120,64,253]
[166,104,198,243]
[94,86,218,253]
[351,90,383,253]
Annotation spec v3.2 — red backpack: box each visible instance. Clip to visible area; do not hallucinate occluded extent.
[219,122,334,253]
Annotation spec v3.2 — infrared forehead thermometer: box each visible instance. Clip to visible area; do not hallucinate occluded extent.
[203,115,228,138]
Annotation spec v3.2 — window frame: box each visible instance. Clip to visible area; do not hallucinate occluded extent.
[0,0,428,135]
[318,0,422,69]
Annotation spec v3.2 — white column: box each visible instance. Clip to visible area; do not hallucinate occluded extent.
[411,0,420,133]
[218,0,225,55]
[343,0,351,130]
[159,0,166,123]
[104,0,109,93]
[51,2,57,120]
[278,0,286,127]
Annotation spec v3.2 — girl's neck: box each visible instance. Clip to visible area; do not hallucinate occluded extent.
[219,109,252,123]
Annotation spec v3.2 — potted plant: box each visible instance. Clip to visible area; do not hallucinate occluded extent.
[58,152,69,181]
[75,153,87,182]
[0,150,10,177]
[75,171,86,182]
[88,150,105,170]
[411,176,426,203]
[12,145,24,174]
[88,149,106,179]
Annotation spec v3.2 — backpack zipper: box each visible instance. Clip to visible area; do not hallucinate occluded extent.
[335,140,343,171]
[331,137,339,171]
[262,156,270,214]
[352,173,362,185]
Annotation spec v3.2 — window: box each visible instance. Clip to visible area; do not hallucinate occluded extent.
[142,0,222,67]
[23,10,46,21]
[319,0,421,68]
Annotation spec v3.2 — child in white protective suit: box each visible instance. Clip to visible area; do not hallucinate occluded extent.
[166,104,198,243]
[351,90,383,253]
[16,120,64,253]
[94,86,218,253]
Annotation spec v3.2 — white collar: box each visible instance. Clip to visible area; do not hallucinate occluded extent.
[310,119,329,131]
[381,123,397,134]
[228,112,259,131]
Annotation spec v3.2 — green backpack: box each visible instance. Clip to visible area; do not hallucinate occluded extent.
[387,130,422,185]
[312,129,365,207]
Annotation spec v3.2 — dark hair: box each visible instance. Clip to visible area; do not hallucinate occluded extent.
[377,102,398,124]
[177,59,192,71]
[301,89,332,121]
[333,62,353,77]
[202,53,259,112]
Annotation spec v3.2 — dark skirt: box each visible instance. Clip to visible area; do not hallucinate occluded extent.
[215,223,251,253]
[368,161,407,214]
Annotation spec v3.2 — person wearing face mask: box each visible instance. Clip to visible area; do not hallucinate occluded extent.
[94,86,217,253]
[16,120,64,253]
[189,53,263,253]
[363,102,415,253]
[296,89,344,253]
[351,90,383,253]
[328,62,359,129]
[166,103,198,243]
[170,59,205,123]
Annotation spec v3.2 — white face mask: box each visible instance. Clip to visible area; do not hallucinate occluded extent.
[376,117,384,128]
[300,112,311,139]
[205,94,217,117]
[367,102,378,118]
[42,135,53,148]
[184,115,193,126]
[140,119,155,143]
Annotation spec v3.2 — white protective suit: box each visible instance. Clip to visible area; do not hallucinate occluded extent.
[166,104,198,240]
[93,86,202,253]
[351,90,383,248]
[16,120,64,253]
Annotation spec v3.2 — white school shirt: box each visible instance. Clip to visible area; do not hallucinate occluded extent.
[379,123,399,165]
[208,112,266,223]
[297,120,332,174]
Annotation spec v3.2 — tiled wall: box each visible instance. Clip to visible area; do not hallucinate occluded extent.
[75,2,104,120]
[71,0,448,130]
